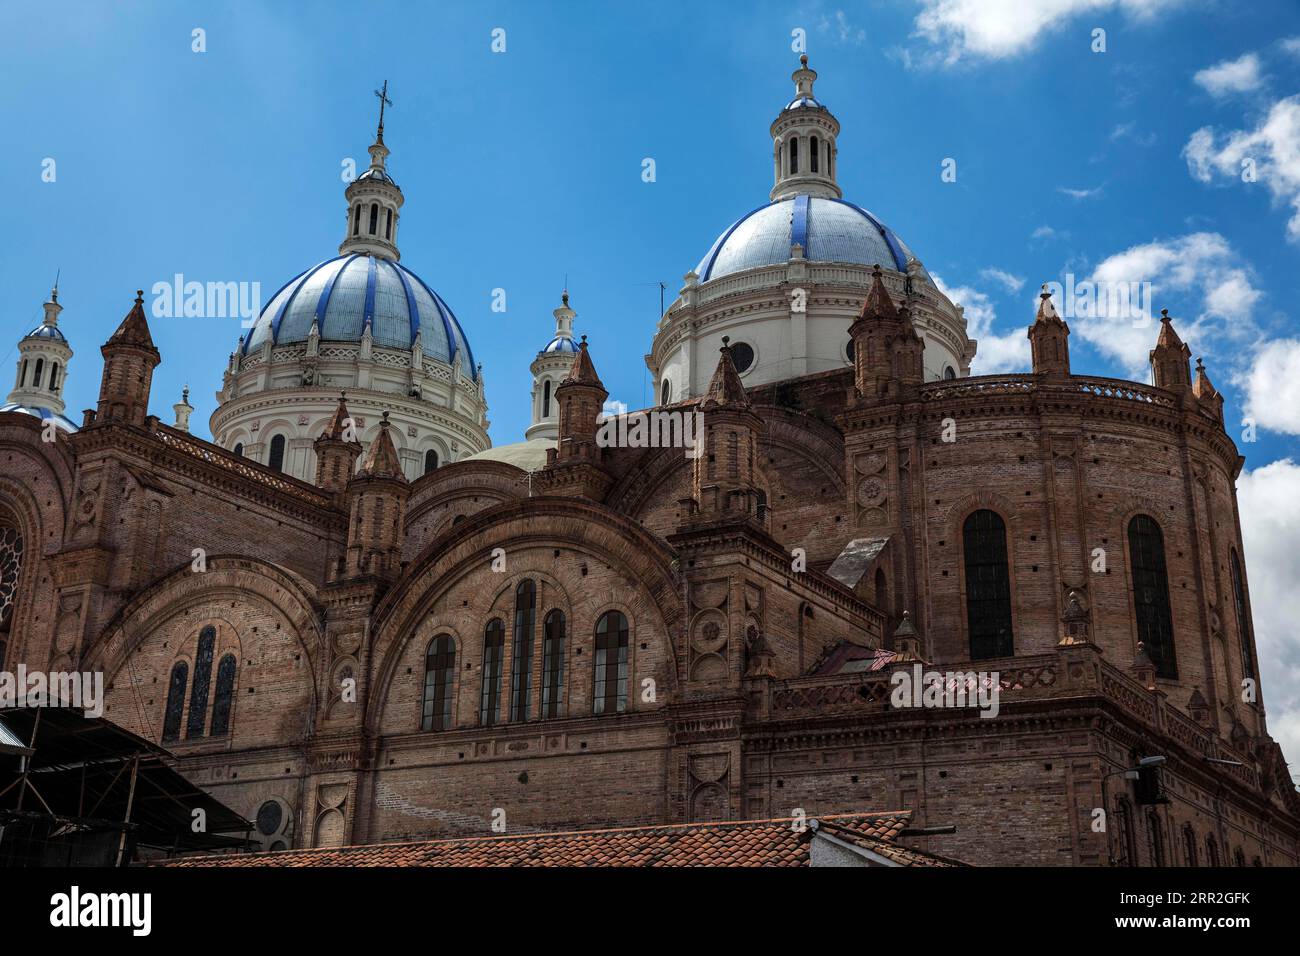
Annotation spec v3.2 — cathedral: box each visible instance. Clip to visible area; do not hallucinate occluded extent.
[2,57,1296,866]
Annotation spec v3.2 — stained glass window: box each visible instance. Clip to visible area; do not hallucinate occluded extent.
[421,635,455,731]
[509,581,535,722]
[186,626,216,739]
[210,654,237,736]
[0,525,24,629]
[963,510,1013,659]
[594,611,629,715]
[162,661,188,742]
[256,800,283,836]
[541,609,566,719]
[1128,515,1177,679]
[480,619,504,726]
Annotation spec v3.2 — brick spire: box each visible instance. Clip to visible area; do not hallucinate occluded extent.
[701,338,750,409]
[96,289,161,427]
[321,391,354,441]
[359,411,405,480]
[314,391,362,493]
[1149,309,1191,390]
[563,335,603,387]
[107,289,158,351]
[1028,284,1070,377]
[859,264,899,321]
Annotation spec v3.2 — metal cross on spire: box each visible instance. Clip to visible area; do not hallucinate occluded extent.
[374,80,393,137]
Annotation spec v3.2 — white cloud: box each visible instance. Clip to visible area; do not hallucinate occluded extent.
[1110,121,1158,147]
[1058,185,1104,200]
[1193,52,1264,97]
[818,10,866,45]
[1237,458,1300,777]
[910,0,1183,64]
[979,267,1025,294]
[1031,225,1065,242]
[932,273,1030,373]
[1243,339,1300,435]
[1183,95,1300,242]
[1283,36,1300,57]
[1076,232,1260,377]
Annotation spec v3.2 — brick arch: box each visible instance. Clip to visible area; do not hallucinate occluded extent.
[367,496,684,732]
[86,557,326,719]
[405,459,526,523]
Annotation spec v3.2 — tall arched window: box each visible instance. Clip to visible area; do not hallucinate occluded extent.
[1205,834,1221,867]
[385,208,393,240]
[810,135,820,172]
[541,609,566,718]
[1146,813,1165,866]
[509,580,536,722]
[422,635,455,731]
[210,654,237,736]
[19,360,26,387]
[1183,825,1199,867]
[1128,514,1177,678]
[963,509,1013,659]
[1115,798,1137,866]
[788,137,799,174]
[368,202,378,235]
[268,434,286,472]
[1230,549,1255,680]
[542,380,551,418]
[353,204,361,236]
[32,359,43,389]
[480,619,504,726]
[162,661,188,742]
[233,443,244,458]
[594,610,629,715]
[49,363,60,391]
[661,379,671,405]
[424,449,438,474]
[186,626,216,739]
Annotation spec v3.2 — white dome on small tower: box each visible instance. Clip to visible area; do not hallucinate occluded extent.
[526,290,579,442]
[2,284,77,432]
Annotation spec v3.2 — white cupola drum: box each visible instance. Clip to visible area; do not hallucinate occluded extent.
[3,285,78,431]
[339,80,404,260]
[770,54,841,201]
[526,290,580,441]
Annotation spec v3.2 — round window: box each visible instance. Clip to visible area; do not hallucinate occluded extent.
[730,342,755,374]
[256,799,284,836]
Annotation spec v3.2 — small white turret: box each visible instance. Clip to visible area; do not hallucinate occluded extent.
[526,290,580,442]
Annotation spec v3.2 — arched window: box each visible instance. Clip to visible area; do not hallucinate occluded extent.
[1115,798,1137,866]
[210,654,237,736]
[353,204,361,236]
[810,135,819,172]
[943,365,957,380]
[593,610,629,715]
[368,202,378,235]
[480,619,504,726]
[788,137,799,174]
[1128,515,1177,678]
[542,379,551,418]
[32,359,43,389]
[268,434,286,472]
[424,449,438,474]
[1146,813,1165,866]
[186,626,216,739]
[509,581,536,722]
[162,661,188,742]
[18,359,26,387]
[385,208,393,240]
[233,443,244,458]
[1205,834,1220,867]
[1183,825,1199,867]
[963,510,1013,659]
[1230,549,1255,680]
[661,379,671,405]
[49,363,59,391]
[541,609,566,719]
[422,635,455,731]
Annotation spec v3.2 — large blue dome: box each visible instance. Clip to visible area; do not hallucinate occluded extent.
[695,195,923,283]
[243,254,475,377]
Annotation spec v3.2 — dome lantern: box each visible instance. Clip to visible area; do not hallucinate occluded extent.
[339,81,405,261]
[770,55,841,202]
[5,283,76,425]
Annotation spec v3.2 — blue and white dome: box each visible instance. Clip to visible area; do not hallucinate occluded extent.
[0,403,77,432]
[695,195,925,283]
[242,254,476,378]
[543,335,579,353]
[23,323,67,342]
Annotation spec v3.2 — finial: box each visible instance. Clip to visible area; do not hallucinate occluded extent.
[721,335,731,351]
[1160,309,1170,320]
[340,388,347,401]
[562,289,569,307]
[135,289,144,304]
[580,334,588,347]
[1196,356,1205,371]
[373,80,392,140]
[380,410,391,427]
[871,263,883,277]
[1040,283,1051,298]
[800,54,808,67]
[182,384,190,403]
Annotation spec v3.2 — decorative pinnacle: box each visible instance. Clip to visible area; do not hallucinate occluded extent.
[135,290,144,305]
[722,335,731,350]
[800,53,808,67]
[1160,309,1170,320]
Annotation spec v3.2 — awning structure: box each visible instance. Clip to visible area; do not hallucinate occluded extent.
[0,705,253,866]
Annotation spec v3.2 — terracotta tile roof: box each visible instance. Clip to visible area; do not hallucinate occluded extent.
[813,819,967,867]
[161,811,964,868]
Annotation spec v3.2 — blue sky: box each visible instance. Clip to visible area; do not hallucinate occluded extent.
[4,2,1300,749]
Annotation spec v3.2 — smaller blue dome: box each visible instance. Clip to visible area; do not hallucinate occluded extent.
[24,324,66,342]
[544,336,579,354]
[356,167,398,187]
[0,403,77,432]
[785,96,823,110]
